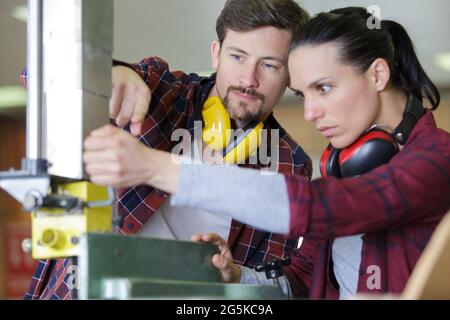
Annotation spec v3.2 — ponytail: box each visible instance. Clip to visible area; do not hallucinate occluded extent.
[383,20,440,109]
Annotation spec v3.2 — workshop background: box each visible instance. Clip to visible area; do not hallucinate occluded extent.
[0,0,449,299]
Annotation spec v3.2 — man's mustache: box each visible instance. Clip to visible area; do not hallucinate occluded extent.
[227,86,265,102]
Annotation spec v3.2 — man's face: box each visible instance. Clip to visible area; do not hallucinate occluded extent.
[211,26,291,127]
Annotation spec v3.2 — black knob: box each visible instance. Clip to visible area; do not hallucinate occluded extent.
[251,256,291,279]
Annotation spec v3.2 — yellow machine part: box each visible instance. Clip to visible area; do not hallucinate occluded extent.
[31,182,112,259]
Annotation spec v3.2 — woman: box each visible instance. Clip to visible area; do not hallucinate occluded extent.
[84,8,450,299]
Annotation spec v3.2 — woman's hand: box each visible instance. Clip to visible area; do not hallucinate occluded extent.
[83,125,180,192]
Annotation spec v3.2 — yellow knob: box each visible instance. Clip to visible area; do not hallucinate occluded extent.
[41,228,65,249]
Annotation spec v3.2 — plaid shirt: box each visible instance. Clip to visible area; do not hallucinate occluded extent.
[282,110,450,299]
[24,57,312,299]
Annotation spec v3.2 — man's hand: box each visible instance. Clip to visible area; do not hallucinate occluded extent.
[110,66,151,136]
[191,233,241,283]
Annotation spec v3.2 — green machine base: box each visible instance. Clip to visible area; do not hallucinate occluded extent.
[78,233,285,300]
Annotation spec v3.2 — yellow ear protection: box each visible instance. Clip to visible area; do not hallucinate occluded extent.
[202,96,264,164]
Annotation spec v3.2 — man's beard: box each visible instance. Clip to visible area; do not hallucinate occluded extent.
[223,86,265,125]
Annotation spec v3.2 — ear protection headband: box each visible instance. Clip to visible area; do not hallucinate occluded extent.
[202,96,263,164]
[320,94,425,178]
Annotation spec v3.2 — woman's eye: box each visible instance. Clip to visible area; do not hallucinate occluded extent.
[293,90,304,101]
[318,84,331,94]
[261,62,278,70]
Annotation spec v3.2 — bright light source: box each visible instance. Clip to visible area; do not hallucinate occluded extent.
[0,86,26,108]
[435,52,450,73]
[11,5,27,23]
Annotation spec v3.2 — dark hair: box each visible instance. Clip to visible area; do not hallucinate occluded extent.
[216,0,310,44]
[290,7,440,109]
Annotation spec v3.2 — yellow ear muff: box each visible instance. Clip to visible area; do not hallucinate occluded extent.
[222,122,263,164]
[202,96,263,164]
[202,96,232,150]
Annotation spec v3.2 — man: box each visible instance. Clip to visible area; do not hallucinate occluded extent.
[25,0,311,299]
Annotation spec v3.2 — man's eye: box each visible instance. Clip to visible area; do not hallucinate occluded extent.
[231,54,242,62]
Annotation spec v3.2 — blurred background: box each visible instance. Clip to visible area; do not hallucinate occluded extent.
[0,0,449,298]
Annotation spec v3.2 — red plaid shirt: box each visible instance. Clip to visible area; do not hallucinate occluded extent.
[24,57,312,299]
[282,110,450,299]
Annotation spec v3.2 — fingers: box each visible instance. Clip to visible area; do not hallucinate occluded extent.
[88,175,114,186]
[110,66,129,120]
[84,126,126,172]
[83,120,152,188]
[84,128,122,152]
[112,85,150,133]
[84,152,137,188]
[131,93,150,123]
[88,124,120,138]
[88,174,125,188]
[110,66,151,135]
[190,234,202,242]
[191,234,230,269]
[84,152,121,168]
[115,85,137,128]
[109,83,124,119]
[85,163,110,176]
[212,253,229,270]
[191,233,232,259]
[191,233,240,283]
[130,122,143,137]
[191,233,225,246]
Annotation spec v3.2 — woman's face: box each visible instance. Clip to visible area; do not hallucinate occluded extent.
[288,43,381,149]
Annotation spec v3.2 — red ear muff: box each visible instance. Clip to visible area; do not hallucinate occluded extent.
[320,95,423,178]
[320,144,342,178]
[320,129,399,178]
[338,129,398,178]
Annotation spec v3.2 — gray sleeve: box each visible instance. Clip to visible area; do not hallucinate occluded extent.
[239,266,293,299]
[170,163,290,234]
